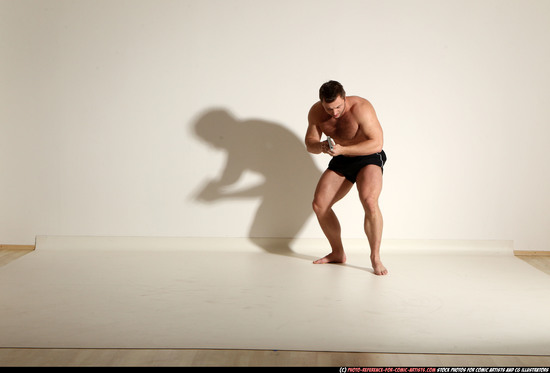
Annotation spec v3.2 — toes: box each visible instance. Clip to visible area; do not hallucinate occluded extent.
[313,257,330,264]
[313,254,345,264]
[373,265,388,275]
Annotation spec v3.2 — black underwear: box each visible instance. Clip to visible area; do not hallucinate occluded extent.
[327,150,387,183]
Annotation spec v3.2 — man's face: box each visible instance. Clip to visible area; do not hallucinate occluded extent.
[322,96,346,119]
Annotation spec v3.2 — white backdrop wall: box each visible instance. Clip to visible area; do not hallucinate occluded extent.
[1,0,549,251]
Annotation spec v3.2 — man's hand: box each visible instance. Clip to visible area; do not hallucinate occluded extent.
[323,140,344,156]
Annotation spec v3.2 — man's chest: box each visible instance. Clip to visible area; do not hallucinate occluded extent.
[320,118,362,142]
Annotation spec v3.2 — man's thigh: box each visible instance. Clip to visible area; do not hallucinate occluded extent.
[314,169,354,206]
[356,164,383,200]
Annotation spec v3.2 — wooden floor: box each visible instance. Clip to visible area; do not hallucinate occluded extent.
[1,248,549,367]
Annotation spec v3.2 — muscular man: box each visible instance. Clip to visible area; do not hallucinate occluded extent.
[305,81,388,275]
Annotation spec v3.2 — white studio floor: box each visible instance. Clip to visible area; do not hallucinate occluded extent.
[1,236,550,356]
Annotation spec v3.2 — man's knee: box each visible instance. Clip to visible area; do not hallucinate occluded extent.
[361,195,379,215]
[312,197,330,216]
[312,198,323,215]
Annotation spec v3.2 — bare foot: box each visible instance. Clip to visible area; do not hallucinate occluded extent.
[372,258,388,275]
[313,252,346,264]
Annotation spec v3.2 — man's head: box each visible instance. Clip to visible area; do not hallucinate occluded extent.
[319,80,346,119]
[319,80,346,103]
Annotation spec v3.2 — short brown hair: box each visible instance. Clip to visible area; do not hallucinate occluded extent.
[319,80,346,103]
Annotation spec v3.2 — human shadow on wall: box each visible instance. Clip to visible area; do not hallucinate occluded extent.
[192,109,322,260]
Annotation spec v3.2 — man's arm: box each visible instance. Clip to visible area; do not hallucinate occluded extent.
[338,100,383,156]
[305,104,327,154]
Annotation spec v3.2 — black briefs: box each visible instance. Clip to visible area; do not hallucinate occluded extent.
[327,150,387,183]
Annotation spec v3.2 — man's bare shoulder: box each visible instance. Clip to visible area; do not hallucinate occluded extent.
[348,96,382,136]
[309,101,323,113]
[348,96,374,113]
[308,101,325,120]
